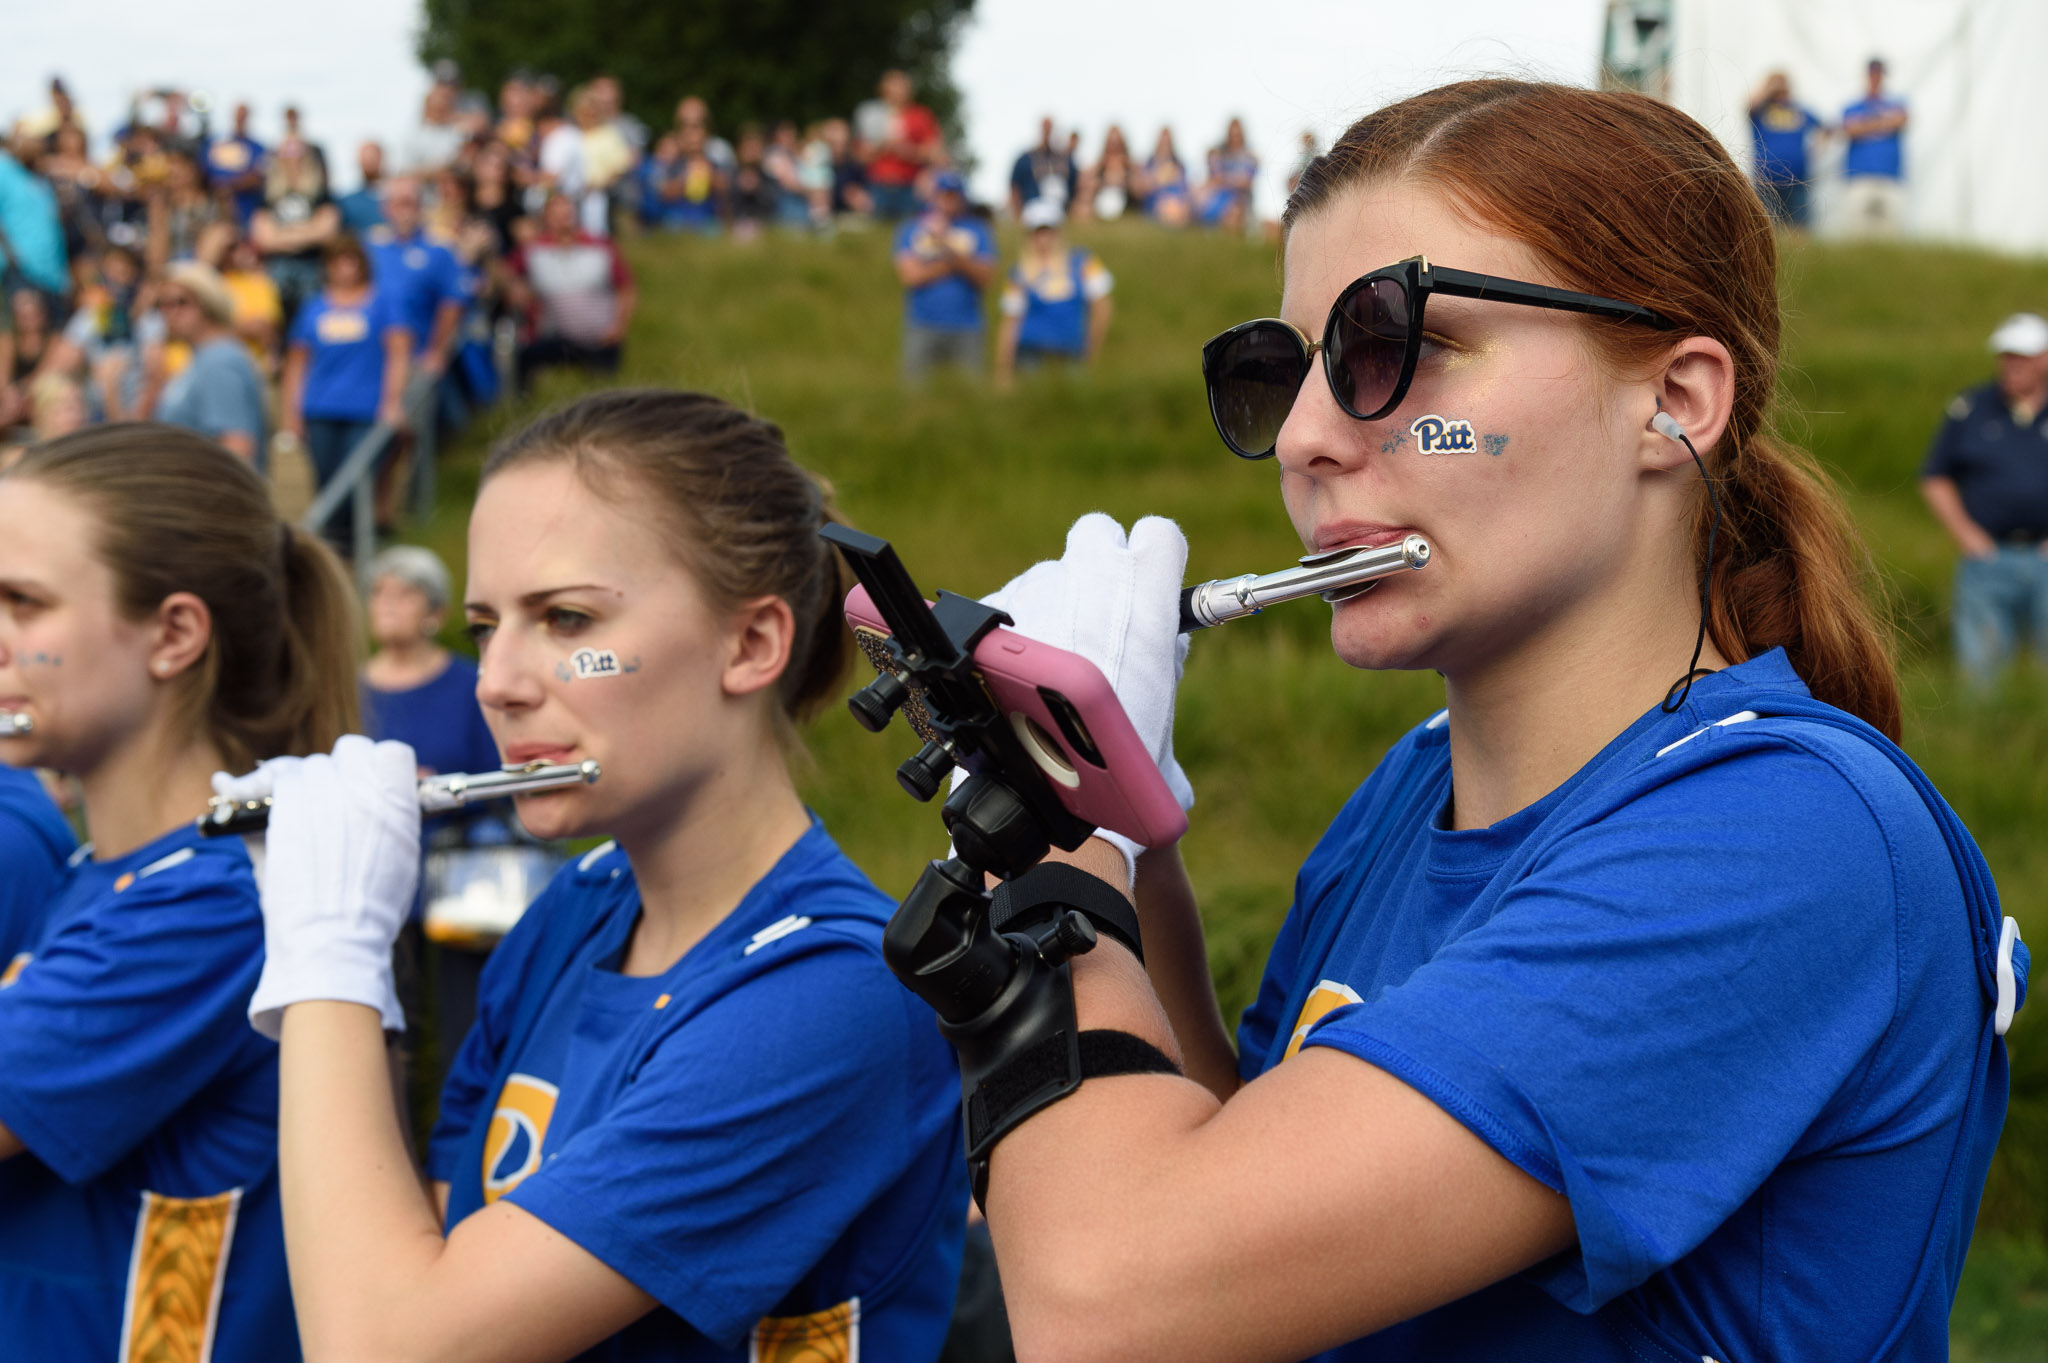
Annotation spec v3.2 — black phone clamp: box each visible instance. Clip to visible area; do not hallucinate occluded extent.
[822,525,1173,1203]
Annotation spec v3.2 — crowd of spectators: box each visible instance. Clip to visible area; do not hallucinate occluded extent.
[1747,57,1910,236]
[2,62,1273,539]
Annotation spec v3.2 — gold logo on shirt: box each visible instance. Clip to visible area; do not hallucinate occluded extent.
[483,1073,559,1203]
[750,1296,860,1363]
[1282,979,1364,1061]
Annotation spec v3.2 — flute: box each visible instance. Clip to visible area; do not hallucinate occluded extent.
[1178,534,1432,632]
[195,759,602,837]
[0,711,30,736]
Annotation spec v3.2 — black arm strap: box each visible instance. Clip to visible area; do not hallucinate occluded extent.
[989,860,1145,963]
[967,1028,1181,1206]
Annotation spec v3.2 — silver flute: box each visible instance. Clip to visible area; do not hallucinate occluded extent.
[196,759,602,837]
[0,710,31,736]
[1178,534,1432,632]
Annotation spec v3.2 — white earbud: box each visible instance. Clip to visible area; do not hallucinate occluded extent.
[1652,411,1689,443]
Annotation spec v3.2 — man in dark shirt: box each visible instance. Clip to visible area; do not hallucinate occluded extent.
[1922,311,2048,686]
[1009,117,1075,218]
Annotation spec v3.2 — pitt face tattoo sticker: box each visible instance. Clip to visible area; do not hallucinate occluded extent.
[569,648,627,679]
[1410,414,1477,454]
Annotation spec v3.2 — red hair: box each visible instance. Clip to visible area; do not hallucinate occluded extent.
[1289,80,1900,739]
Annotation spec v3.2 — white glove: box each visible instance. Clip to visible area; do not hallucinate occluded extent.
[216,735,421,1039]
[983,513,1194,874]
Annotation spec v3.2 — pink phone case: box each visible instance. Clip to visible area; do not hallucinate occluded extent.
[845,586,1189,848]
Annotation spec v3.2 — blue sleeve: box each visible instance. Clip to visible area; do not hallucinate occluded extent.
[973,221,998,263]
[0,860,266,1183]
[432,247,463,310]
[1234,895,1304,1081]
[0,775,73,961]
[1306,745,1909,1312]
[1923,402,1968,478]
[288,299,318,349]
[506,938,943,1347]
[192,355,261,440]
[891,220,917,259]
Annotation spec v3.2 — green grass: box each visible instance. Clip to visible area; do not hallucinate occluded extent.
[414,220,2048,1355]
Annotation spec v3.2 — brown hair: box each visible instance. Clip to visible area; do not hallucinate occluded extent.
[6,424,361,768]
[1289,80,1901,739]
[481,388,854,734]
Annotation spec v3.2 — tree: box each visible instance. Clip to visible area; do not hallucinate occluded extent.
[418,0,977,144]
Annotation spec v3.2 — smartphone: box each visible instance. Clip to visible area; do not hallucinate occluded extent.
[844,585,1189,850]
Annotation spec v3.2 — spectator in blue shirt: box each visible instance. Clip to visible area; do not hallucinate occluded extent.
[205,103,268,227]
[150,262,267,465]
[1921,312,2048,688]
[637,129,725,234]
[280,236,411,555]
[1747,72,1825,230]
[1197,117,1258,232]
[1842,58,1908,238]
[995,199,1114,386]
[364,177,463,380]
[0,139,68,298]
[892,169,997,383]
[336,141,387,234]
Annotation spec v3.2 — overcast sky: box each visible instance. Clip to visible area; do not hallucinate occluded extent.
[2,0,1604,216]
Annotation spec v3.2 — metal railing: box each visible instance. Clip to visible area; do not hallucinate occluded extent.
[300,371,440,571]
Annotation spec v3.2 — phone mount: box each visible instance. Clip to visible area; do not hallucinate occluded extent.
[822,525,1116,1186]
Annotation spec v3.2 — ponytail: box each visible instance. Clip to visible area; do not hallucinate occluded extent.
[784,488,857,725]
[1707,436,1902,741]
[1289,80,1903,736]
[7,424,361,769]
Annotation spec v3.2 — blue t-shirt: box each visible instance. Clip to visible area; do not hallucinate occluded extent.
[1749,100,1822,184]
[0,824,298,1360]
[426,822,967,1361]
[0,766,73,968]
[1921,380,2048,540]
[289,288,408,423]
[0,152,68,295]
[336,187,386,235]
[365,226,462,357]
[204,135,267,224]
[895,213,997,332]
[360,655,498,780]
[638,156,721,229]
[1004,247,1113,356]
[158,335,267,459]
[1843,96,1907,178]
[1236,651,2008,1362]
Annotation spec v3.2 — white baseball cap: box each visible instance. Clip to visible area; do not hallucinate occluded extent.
[1989,312,2048,357]
[1021,198,1064,231]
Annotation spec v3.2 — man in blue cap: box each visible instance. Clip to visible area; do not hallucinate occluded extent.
[892,168,996,383]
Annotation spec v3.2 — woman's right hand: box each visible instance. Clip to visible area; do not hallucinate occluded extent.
[215,735,421,1039]
[983,513,1197,822]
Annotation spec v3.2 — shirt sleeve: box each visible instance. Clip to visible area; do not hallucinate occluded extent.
[1080,253,1114,300]
[1922,396,1972,478]
[1302,744,1906,1312]
[192,354,260,441]
[0,860,267,1183]
[504,938,938,1347]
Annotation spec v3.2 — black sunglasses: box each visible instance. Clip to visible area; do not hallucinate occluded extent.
[1200,255,1675,459]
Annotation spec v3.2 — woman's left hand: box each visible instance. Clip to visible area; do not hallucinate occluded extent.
[215,735,420,1039]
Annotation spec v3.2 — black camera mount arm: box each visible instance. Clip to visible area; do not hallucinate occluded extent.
[821,525,1178,1202]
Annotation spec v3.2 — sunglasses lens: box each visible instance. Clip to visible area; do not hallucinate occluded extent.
[1207,323,1309,458]
[1326,278,1410,419]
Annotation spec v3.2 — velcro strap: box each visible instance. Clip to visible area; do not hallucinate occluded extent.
[990,861,1145,963]
[967,1029,1182,1154]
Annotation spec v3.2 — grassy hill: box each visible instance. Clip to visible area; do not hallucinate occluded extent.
[417,219,2048,1356]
